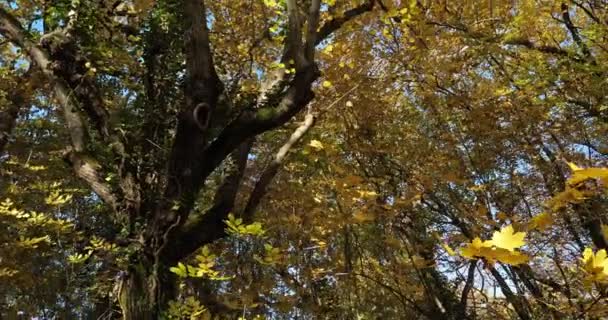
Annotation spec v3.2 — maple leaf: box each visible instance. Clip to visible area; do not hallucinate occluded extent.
[581,248,608,282]
[492,249,530,265]
[489,225,526,251]
[529,212,553,231]
[567,162,582,171]
[460,237,491,259]
[441,243,455,256]
[568,167,608,186]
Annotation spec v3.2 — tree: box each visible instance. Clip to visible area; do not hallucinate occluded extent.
[3,0,608,319]
[0,0,377,318]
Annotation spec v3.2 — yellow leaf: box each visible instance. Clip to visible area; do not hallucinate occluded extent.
[441,243,455,256]
[602,224,608,241]
[496,212,508,221]
[546,186,588,211]
[353,210,375,223]
[309,140,324,150]
[493,249,530,265]
[567,162,583,171]
[357,190,378,198]
[581,248,608,282]
[568,167,608,186]
[529,212,553,231]
[322,80,332,88]
[460,237,490,259]
[489,225,526,251]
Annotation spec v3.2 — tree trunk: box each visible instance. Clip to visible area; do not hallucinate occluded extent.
[117,257,176,320]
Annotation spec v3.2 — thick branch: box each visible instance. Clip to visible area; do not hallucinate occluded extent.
[164,140,253,263]
[304,0,321,63]
[286,0,305,67]
[0,7,85,151]
[0,7,118,207]
[488,266,532,320]
[155,0,224,234]
[154,0,373,260]
[561,3,592,58]
[184,0,221,106]
[502,37,572,57]
[315,0,376,45]
[426,20,574,58]
[167,75,314,261]
[64,151,118,210]
[459,260,476,310]
[45,40,111,139]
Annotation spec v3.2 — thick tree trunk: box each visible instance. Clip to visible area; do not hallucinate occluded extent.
[117,257,176,320]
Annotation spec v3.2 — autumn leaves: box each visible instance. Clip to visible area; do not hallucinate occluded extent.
[455,162,608,286]
[459,225,529,265]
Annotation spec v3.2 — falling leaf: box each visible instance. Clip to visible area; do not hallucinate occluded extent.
[460,237,489,259]
[581,248,608,282]
[492,249,530,265]
[529,212,553,231]
[309,140,324,150]
[489,225,526,251]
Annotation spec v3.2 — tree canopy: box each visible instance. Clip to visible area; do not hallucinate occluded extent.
[2,0,608,319]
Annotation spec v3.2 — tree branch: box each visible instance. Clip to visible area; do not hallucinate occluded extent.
[243,112,316,220]
[315,0,376,46]
[561,3,592,58]
[183,0,221,106]
[0,8,85,152]
[64,150,118,210]
[154,0,375,261]
[0,7,118,208]
[164,139,253,263]
[153,0,224,237]
[304,0,321,63]
[286,0,305,68]
[426,20,574,58]
[460,260,476,310]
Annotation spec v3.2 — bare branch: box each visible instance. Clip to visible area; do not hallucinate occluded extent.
[243,112,316,220]
[460,260,476,309]
[315,0,376,45]
[561,3,592,59]
[64,150,118,210]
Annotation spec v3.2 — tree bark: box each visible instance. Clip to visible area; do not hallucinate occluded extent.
[117,257,176,320]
